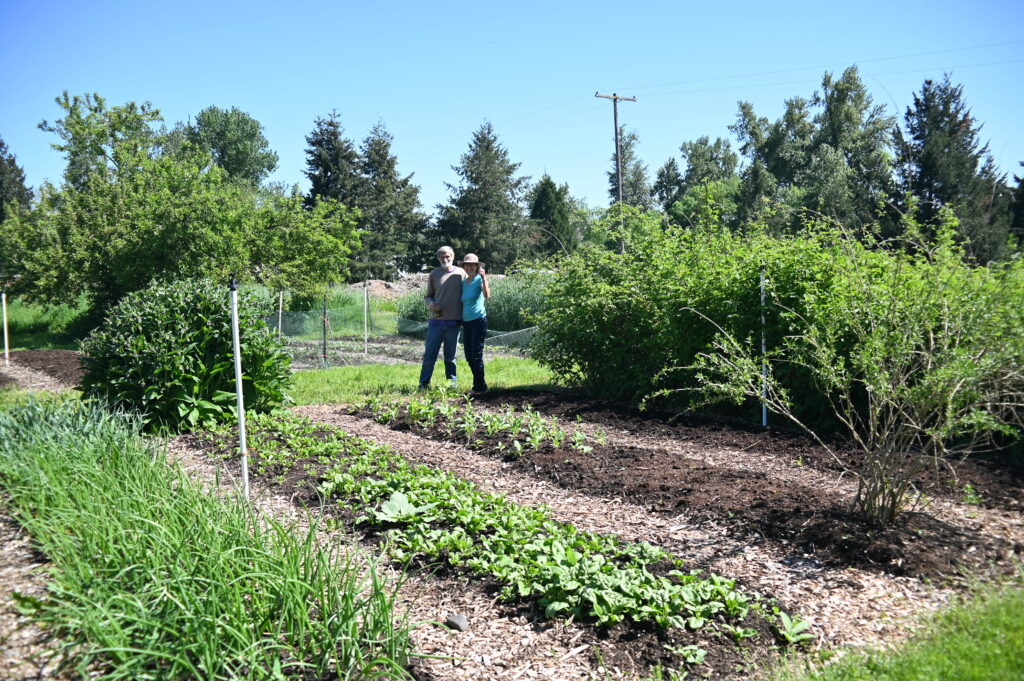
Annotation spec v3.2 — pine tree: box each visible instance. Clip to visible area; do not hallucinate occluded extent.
[349,123,428,280]
[528,174,574,255]
[896,75,1012,261]
[434,123,529,271]
[0,137,32,224]
[303,112,362,208]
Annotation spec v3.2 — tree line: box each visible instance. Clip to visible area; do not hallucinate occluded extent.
[1,66,1022,318]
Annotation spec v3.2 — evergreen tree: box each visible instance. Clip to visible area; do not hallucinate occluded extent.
[896,75,1011,261]
[1011,164,1024,248]
[186,106,278,184]
[434,123,529,271]
[350,123,428,280]
[653,158,684,213]
[303,111,362,207]
[0,137,32,224]
[528,174,575,255]
[607,127,651,208]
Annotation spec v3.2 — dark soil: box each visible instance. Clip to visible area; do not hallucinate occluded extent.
[360,388,1023,580]
[10,349,85,386]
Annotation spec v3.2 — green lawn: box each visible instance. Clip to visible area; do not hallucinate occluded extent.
[289,356,556,405]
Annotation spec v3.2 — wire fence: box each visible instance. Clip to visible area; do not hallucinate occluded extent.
[263,294,536,369]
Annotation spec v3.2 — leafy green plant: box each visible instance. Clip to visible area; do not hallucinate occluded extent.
[777,611,814,645]
[79,278,292,431]
[961,483,984,506]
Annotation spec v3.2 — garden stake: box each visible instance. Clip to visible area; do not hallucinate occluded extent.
[229,275,250,499]
[760,267,767,428]
[364,284,369,356]
[2,290,8,367]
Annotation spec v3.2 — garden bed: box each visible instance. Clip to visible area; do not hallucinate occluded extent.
[352,390,1023,581]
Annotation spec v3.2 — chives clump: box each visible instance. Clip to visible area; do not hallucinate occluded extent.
[0,399,413,680]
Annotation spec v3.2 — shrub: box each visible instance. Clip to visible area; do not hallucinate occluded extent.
[79,278,291,431]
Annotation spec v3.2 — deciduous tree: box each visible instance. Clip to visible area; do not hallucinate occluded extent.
[185,105,279,185]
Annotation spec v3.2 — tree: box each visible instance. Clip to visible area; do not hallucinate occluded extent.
[895,75,1013,262]
[2,93,359,313]
[527,174,576,255]
[731,68,896,232]
[185,106,278,184]
[349,123,428,280]
[679,136,738,190]
[652,158,684,213]
[0,137,32,225]
[39,91,162,191]
[434,123,529,271]
[303,111,362,207]
[607,127,651,209]
[1012,164,1024,247]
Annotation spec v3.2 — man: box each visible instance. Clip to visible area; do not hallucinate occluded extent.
[419,245,465,389]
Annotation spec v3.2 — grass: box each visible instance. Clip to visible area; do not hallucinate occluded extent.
[0,399,414,680]
[2,297,89,350]
[289,355,556,404]
[770,579,1024,681]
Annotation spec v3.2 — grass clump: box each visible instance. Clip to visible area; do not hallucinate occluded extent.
[0,399,413,680]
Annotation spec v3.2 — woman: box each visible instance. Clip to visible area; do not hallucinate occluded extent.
[459,253,490,393]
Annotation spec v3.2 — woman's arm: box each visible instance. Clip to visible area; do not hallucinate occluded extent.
[480,268,491,299]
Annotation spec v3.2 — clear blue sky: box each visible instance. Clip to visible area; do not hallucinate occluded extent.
[2,0,1022,213]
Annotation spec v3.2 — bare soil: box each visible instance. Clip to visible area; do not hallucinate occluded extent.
[6,350,84,387]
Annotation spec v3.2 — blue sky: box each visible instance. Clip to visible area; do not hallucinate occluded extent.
[1,0,1022,212]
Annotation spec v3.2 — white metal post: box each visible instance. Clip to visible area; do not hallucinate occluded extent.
[229,276,250,499]
[277,289,284,337]
[2,291,8,367]
[760,268,768,428]
[363,284,369,356]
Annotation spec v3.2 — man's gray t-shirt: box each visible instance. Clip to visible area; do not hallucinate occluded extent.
[424,266,466,321]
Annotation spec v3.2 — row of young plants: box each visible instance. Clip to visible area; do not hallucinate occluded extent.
[0,399,413,680]
[202,410,814,674]
[360,391,606,457]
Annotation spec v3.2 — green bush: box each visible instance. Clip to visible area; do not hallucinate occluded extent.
[80,278,291,431]
[532,210,838,421]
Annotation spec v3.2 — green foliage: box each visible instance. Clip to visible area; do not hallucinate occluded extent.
[607,126,652,209]
[213,410,772,648]
[79,278,291,431]
[434,122,531,271]
[183,105,279,184]
[528,174,577,256]
[687,217,1024,525]
[0,136,32,227]
[1,93,359,315]
[0,399,412,680]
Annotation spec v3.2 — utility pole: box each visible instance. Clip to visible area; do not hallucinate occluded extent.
[595,92,636,253]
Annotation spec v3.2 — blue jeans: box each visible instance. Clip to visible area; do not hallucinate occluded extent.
[462,317,488,391]
[419,323,461,387]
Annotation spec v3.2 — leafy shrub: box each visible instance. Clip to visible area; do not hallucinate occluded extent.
[532,209,838,425]
[80,278,291,431]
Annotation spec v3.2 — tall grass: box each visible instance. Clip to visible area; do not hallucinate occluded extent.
[2,297,89,349]
[0,400,413,680]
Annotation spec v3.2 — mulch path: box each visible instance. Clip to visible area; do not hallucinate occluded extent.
[6,350,84,387]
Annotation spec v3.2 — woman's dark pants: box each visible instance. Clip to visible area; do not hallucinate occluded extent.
[462,317,488,391]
